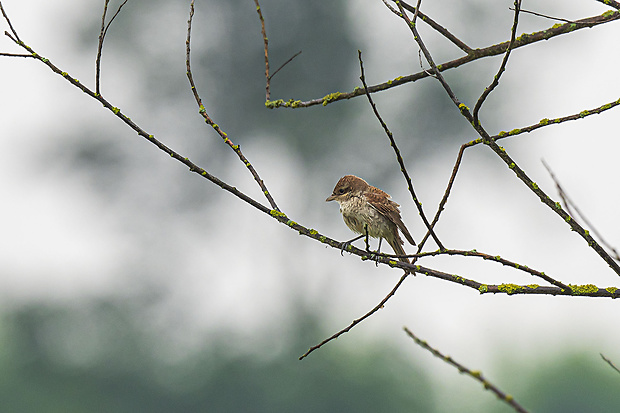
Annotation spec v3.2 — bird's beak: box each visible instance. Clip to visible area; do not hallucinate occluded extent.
[325,194,336,202]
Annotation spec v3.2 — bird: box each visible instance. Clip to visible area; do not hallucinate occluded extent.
[326,175,415,265]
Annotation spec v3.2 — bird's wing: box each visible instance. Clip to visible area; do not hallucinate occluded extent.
[365,189,416,246]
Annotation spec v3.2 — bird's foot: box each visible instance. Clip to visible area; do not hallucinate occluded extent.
[339,240,353,256]
[366,251,383,267]
[339,234,365,256]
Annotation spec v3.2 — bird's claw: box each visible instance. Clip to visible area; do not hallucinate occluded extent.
[339,241,352,256]
[361,250,382,266]
[368,252,381,267]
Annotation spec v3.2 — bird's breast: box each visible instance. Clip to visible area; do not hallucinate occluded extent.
[338,195,392,239]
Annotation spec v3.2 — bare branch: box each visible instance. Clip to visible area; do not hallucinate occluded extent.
[269,50,302,81]
[0,51,33,58]
[483,140,620,276]
[542,160,619,261]
[391,0,472,52]
[404,327,530,413]
[299,272,409,360]
[414,248,571,291]
[358,50,444,250]
[490,96,620,141]
[420,143,467,247]
[511,7,573,23]
[186,0,281,212]
[253,0,270,100]
[601,353,620,374]
[96,0,129,96]
[0,1,21,43]
[473,0,521,125]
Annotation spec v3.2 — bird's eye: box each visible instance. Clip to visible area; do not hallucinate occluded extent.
[338,188,345,194]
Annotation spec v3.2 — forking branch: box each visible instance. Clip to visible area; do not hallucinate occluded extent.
[2,0,619,392]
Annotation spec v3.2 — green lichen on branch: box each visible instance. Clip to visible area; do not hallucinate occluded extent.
[568,284,599,295]
[269,209,287,219]
[386,75,404,86]
[466,138,483,145]
[498,283,522,295]
[451,274,466,284]
[264,98,303,109]
[321,92,342,106]
[458,103,470,114]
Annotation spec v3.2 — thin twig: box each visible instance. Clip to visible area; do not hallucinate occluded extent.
[542,160,619,261]
[600,353,620,374]
[541,160,575,216]
[388,0,472,53]
[473,0,521,126]
[96,0,110,96]
[186,0,280,211]
[0,52,33,57]
[511,7,573,23]
[358,50,444,250]
[411,0,421,25]
[395,2,465,115]
[366,245,571,291]
[420,143,468,247]
[95,0,128,96]
[299,272,409,360]
[253,0,270,100]
[483,139,620,276]
[414,248,571,291]
[489,96,620,142]
[403,327,530,413]
[269,50,302,80]
[0,1,20,43]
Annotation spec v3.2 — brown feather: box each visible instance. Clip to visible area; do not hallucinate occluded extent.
[365,185,416,246]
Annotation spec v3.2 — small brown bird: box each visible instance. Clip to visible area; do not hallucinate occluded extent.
[326,175,415,264]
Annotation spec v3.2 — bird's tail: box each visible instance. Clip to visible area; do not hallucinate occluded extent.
[388,237,410,265]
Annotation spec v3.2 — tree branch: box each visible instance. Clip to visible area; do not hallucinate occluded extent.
[264,9,620,109]
[186,0,281,212]
[95,0,128,95]
[358,50,444,250]
[473,0,521,125]
[404,327,530,413]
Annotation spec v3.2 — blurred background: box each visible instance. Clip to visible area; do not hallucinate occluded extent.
[1,0,619,411]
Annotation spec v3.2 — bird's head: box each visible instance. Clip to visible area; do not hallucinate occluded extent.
[326,175,369,203]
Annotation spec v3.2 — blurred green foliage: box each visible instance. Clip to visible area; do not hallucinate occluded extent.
[0,301,433,412]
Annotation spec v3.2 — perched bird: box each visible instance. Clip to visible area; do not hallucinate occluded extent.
[326,175,415,264]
